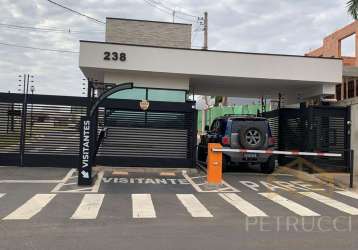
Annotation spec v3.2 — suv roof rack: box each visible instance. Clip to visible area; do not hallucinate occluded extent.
[223,114,257,117]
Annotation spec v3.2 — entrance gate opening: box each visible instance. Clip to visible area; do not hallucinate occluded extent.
[78,82,197,185]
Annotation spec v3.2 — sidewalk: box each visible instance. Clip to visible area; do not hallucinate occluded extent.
[276,166,358,192]
[314,172,358,191]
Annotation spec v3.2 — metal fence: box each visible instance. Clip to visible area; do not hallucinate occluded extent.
[263,106,351,172]
[0,92,197,168]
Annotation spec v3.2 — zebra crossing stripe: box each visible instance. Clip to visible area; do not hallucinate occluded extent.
[219,193,268,217]
[132,194,156,218]
[3,194,56,220]
[299,192,358,215]
[336,191,358,200]
[0,193,5,198]
[71,194,105,220]
[177,194,213,218]
[259,192,320,216]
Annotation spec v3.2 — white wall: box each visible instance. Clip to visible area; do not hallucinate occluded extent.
[104,71,189,90]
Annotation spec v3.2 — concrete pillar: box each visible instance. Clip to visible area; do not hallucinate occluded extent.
[201,109,206,134]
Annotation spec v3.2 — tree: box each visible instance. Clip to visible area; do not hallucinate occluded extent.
[347,0,358,19]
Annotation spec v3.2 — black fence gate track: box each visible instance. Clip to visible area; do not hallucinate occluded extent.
[263,106,351,172]
[0,92,197,168]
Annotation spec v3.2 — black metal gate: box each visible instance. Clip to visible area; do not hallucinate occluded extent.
[0,92,197,168]
[263,106,351,171]
[96,98,197,168]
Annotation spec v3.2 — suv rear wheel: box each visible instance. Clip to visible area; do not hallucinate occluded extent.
[222,155,230,172]
[260,156,276,174]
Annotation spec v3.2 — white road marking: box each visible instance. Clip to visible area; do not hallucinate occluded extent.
[177,194,213,218]
[71,194,105,220]
[182,170,239,193]
[299,192,358,215]
[219,193,267,217]
[0,193,5,198]
[259,192,320,216]
[336,191,358,200]
[132,194,156,218]
[3,194,56,220]
[51,168,76,193]
[91,171,104,193]
[51,169,103,193]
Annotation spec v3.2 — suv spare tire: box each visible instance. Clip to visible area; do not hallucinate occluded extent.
[239,126,266,149]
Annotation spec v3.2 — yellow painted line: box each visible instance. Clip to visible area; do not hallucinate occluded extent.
[159,172,176,176]
[112,171,128,176]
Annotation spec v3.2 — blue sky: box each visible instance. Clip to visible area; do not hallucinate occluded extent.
[0,0,354,96]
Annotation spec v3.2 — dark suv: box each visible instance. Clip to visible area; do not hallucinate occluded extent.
[198,115,276,173]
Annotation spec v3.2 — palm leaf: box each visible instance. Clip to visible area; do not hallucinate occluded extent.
[347,0,358,19]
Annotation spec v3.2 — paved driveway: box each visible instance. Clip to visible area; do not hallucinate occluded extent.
[0,166,357,250]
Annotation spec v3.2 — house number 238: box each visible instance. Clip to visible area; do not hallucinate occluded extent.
[104,52,126,61]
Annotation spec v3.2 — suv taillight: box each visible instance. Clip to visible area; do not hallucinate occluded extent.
[222,136,230,145]
[268,136,275,146]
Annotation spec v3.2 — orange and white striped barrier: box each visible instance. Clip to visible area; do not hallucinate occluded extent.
[212,148,342,157]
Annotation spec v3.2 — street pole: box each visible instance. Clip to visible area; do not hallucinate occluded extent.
[19,74,33,167]
[30,85,35,137]
[203,11,208,50]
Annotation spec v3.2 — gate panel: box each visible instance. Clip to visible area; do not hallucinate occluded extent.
[263,106,350,171]
[306,107,349,170]
[0,101,22,165]
[23,103,85,167]
[96,102,196,168]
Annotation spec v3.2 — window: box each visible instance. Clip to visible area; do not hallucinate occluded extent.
[344,81,347,99]
[336,84,342,101]
[348,80,355,98]
[148,89,186,102]
[108,88,186,102]
[108,88,146,100]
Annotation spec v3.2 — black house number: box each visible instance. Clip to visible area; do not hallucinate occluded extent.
[104,51,126,61]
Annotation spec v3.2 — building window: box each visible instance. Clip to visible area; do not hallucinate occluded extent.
[336,84,342,101]
[108,88,146,100]
[344,81,347,99]
[108,87,186,102]
[147,89,186,102]
[348,80,355,98]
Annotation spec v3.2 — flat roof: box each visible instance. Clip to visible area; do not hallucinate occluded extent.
[79,41,342,104]
[106,17,192,26]
[80,40,341,61]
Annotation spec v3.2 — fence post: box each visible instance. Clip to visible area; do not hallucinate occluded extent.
[350,150,354,188]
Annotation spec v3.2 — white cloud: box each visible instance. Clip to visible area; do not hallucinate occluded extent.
[0,0,354,96]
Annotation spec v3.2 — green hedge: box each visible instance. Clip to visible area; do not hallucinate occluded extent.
[197,104,270,132]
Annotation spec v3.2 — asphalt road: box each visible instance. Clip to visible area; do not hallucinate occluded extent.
[0,166,357,250]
